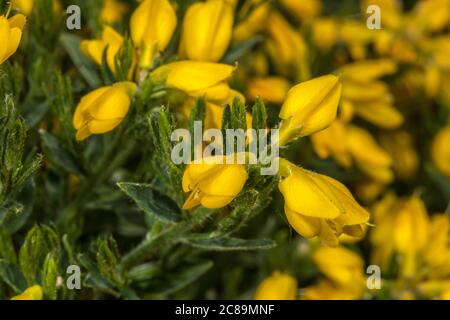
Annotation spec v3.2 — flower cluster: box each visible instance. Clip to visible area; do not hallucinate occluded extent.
[0,0,449,301]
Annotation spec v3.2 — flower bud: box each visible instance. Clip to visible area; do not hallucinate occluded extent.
[130,0,177,68]
[279,159,369,247]
[279,75,342,145]
[180,0,234,62]
[73,82,137,141]
[347,125,393,183]
[313,247,365,288]
[101,0,128,24]
[12,0,62,16]
[152,61,235,99]
[432,124,450,178]
[254,271,297,300]
[266,11,309,80]
[279,0,322,21]
[0,14,26,65]
[81,26,125,76]
[182,156,248,209]
[11,285,43,300]
[233,0,269,42]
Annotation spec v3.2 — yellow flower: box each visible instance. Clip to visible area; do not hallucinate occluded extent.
[339,59,403,129]
[182,156,248,209]
[254,271,297,300]
[346,125,393,183]
[266,11,309,80]
[130,0,177,68]
[340,59,397,83]
[428,36,450,70]
[11,285,43,300]
[180,0,234,62]
[279,0,322,22]
[247,77,291,104]
[303,280,360,300]
[81,26,126,76]
[0,14,26,65]
[233,0,269,42]
[412,0,450,32]
[73,82,137,141]
[431,124,450,178]
[423,215,450,278]
[101,0,128,24]
[312,18,339,51]
[311,120,352,169]
[371,194,429,278]
[379,130,419,180]
[12,0,62,16]
[314,246,365,288]
[355,179,387,203]
[424,65,441,98]
[339,21,377,60]
[279,159,370,247]
[12,0,34,16]
[279,75,342,145]
[152,61,235,99]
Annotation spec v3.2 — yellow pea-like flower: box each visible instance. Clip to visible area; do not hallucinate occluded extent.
[303,280,361,300]
[423,215,450,277]
[312,18,339,51]
[278,159,370,247]
[254,271,297,300]
[101,0,128,24]
[81,26,126,76]
[233,0,269,42]
[130,0,177,68]
[339,59,397,83]
[279,0,322,22]
[371,194,430,278]
[182,156,248,210]
[12,0,62,16]
[12,0,34,15]
[73,82,137,141]
[266,11,309,80]
[346,125,393,183]
[412,0,450,32]
[11,285,43,300]
[431,124,450,178]
[311,120,352,169]
[180,0,234,62]
[247,77,291,104]
[0,14,26,65]
[152,61,235,99]
[313,246,365,289]
[279,75,342,145]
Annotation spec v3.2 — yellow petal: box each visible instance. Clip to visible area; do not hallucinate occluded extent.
[8,14,27,30]
[130,0,177,67]
[152,61,235,93]
[279,167,342,219]
[181,0,234,62]
[254,271,297,300]
[11,285,43,300]
[280,75,342,140]
[284,206,321,238]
